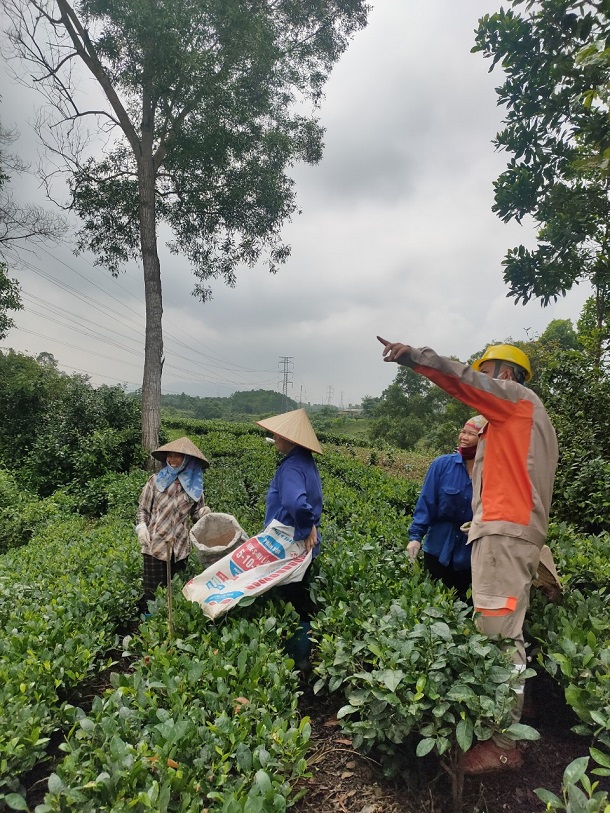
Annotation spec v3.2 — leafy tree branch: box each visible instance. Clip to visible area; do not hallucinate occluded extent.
[3,0,369,454]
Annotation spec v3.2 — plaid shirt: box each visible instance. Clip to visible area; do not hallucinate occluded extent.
[136,476,206,561]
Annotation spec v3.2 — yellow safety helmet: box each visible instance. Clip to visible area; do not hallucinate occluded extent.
[472,344,532,383]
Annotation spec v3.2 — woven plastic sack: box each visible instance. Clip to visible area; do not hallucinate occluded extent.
[190,512,248,565]
[183,520,312,620]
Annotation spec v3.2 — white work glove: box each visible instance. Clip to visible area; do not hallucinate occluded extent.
[406,540,421,562]
[135,522,150,546]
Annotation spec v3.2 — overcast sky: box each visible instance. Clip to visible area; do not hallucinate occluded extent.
[1,1,590,408]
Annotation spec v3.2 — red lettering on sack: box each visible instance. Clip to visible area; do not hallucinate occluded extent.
[242,556,306,591]
[231,539,278,571]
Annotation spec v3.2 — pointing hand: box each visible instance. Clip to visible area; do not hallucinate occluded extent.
[377,335,411,362]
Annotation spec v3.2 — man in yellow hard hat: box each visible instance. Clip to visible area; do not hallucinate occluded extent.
[471,343,533,383]
[378,337,558,775]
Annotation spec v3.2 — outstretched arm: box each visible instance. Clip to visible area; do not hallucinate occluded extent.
[377,336,525,423]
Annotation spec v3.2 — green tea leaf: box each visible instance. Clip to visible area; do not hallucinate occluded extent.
[378,669,403,692]
[255,770,272,794]
[4,794,29,811]
[456,719,474,752]
[416,737,436,757]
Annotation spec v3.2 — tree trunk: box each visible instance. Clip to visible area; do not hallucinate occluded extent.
[138,133,163,462]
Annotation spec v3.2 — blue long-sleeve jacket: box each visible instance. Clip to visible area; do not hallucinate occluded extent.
[408,452,473,571]
[265,446,323,556]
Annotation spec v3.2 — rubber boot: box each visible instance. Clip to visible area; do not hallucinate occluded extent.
[285,621,312,671]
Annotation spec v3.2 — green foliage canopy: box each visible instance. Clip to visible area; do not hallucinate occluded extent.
[370,365,472,453]
[160,389,298,420]
[534,343,610,533]
[2,0,370,289]
[474,2,610,363]
[0,349,144,495]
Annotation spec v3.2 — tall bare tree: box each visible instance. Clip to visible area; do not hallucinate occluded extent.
[0,116,67,338]
[0,118,66,249]
[3,0,369,455]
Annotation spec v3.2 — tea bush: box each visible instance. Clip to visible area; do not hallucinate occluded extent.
[0,468,62,554]
[0,512,141,806]
[38,600,310,812]
[66,469,149,519]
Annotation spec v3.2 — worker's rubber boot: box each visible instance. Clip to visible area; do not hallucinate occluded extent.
[285,621,312,672]
[460,740,523,775]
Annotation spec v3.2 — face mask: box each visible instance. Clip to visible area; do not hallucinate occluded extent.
[459,445,477,460]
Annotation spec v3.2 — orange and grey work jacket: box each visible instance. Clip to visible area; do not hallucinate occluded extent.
[396,346,558,548]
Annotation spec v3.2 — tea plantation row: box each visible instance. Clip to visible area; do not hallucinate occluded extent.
[1,419,610,812]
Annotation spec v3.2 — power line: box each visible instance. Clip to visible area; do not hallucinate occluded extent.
[28,242,277,375]
[4,242,282,392]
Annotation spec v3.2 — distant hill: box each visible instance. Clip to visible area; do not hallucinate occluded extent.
[160,389,299,419]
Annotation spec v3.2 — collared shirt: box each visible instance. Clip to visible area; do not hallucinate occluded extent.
[408,452,473,571]
[265,446,323,554]
[136,476,206,561]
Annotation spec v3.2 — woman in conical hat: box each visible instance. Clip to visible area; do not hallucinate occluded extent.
[256,409,323,669]
[255,409,323,548]
[256,408,323,455]
[135,437,210,610]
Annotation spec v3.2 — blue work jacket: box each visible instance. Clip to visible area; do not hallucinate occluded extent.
[408,452,473,571]
[265,446,323,557]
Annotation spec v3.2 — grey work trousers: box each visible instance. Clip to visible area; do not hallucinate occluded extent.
[470,534,541,748]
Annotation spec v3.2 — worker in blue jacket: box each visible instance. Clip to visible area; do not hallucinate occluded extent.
[256,408,323,670]
[407,415,487,600]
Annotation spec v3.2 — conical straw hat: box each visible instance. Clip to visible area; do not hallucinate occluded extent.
[536,544,561,587]
[256,408,323,454]
[152,436,210,467]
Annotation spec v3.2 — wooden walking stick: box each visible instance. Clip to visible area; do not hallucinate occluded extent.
[166,541,174,642]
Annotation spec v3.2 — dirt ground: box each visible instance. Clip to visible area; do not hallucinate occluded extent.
[293,669,608,813]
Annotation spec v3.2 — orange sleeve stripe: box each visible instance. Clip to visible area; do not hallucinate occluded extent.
[476,596,518,616]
